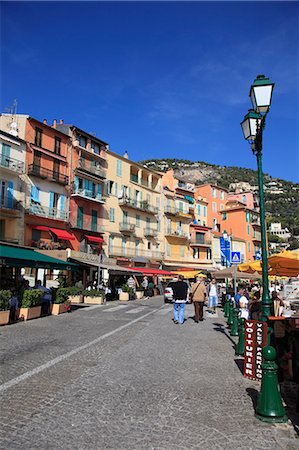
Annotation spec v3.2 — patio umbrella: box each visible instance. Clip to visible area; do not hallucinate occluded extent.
[268,249,299,277]
[211,267,262,280]
[238,260,262,274]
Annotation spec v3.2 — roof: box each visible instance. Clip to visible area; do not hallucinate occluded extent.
[28,117,71,140]
[0,128,26,144]
[56,123,109,146]
[0,244,78,270]
[196,183,228,192]
[107,150,162,177]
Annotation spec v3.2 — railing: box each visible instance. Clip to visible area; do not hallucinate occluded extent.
[77,159,106,178]
[130,174,139,183]
[119,197,158,214]
[251,217,261,225]
[69,218,105,233]
[108,246,164,260]
[0,154,25,173]
[144,228,158,238]
[119,222,136,233]
[72,187,106,203]
[27,203,68,221]
[130,175,159,191]
[165,229,189,239]
[164,205,191,216]
[0,198,22,211]
[190,239,212,246]
[28,164,69,185]
[177,182,194,192]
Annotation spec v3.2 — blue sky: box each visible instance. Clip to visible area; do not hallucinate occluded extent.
[1,1,298,182]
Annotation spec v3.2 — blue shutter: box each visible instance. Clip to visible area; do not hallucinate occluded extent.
[98,183,102,199]
[31,186,40,203]
[74,176,79,192]
[7,181,14,208]
[60,194,65,210]
[49,191,54,208]
[1,144,11,167]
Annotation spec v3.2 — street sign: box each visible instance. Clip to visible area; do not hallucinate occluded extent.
[255,251,262,260]
[220,237,231,265]
[244,320,268,381]
[231,251,241,264]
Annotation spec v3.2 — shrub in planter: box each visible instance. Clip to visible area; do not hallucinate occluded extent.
[121,285,133,294]
[0,290,12,326]
[82,289,104,304]
[51,288,71,315]
[65,286,84,304]
[55,288,69,304]
[0,290,11,311]
[19,289,42,321]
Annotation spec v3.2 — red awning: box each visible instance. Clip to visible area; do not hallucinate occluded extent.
[31,226,50,231]
[85,235,104,244]
[125,267,174,276]
[49,228,75,241]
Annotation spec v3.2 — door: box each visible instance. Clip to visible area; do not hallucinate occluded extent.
[1,144,10,167]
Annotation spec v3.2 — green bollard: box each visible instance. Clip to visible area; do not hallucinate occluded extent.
[255,346,287,423]
[224,297,229,317]
[227,301,234,327]
[235,318,245,356]
[230,308,239,336]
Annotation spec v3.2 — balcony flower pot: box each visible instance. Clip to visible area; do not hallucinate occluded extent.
[0,290,12,326]
[119,292,129,301]
[19,289,42,321]
[82,290,104,304]
[51,288,71,315]
[136,291,144,300]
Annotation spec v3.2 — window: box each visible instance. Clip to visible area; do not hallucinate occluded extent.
[1,144,11,167]
[197,204,201,215]
[53,161,60,179]
[212,202,217,212]
[223,212,227,220]
[54,137,61,155]
[247,225,250,235]
[206,248,212,260]
[78,135,86,148]
[179,201,184,212]
[116,159,122,177]
[30,185,40,203]
[136,215,141,227]
[109,236,114,250]
[220,191,224,200]
[135,240,139,256]
[32,229,41,243]
[35,128,43,147]
[195,233,205,244]
[248,241,251,252]
[91,141,100,154]
[91,210,97,232]
[246,211,250,222]
[212,188,217,198]
[220,204,224,210]
[203,206,207,217]
[167,244,171,257]
[109,208,115,222]
[122,238,127,255]
[77,206,84,228]
[114,182,118,196]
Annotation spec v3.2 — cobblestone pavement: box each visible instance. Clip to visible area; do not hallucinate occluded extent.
[0,297,298,449]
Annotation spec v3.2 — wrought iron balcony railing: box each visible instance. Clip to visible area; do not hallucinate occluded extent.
[119,222,136,233]
[165,228,189,239]
[27,203,68,221]
[0,154,25,173]
[77,158,106,178]
[71,187,106,203]
[119,197,158,214]
[108,246,164,260]
[144,228,158,238]
[28,164,69,185]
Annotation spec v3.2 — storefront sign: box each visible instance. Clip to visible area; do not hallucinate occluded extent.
[244,320,268,381]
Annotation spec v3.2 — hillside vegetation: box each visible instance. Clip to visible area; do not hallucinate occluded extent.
[140,158,299,235]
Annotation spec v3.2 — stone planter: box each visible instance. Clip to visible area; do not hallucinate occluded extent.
[19,306,42,321]
[119,292,129,301]
[51,303,68,315]
[136,291,144,300]
[0,310,10,326]
[84,296,104,305]
[69,295,83,304]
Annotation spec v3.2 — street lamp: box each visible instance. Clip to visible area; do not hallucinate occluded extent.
[241,75,275,321]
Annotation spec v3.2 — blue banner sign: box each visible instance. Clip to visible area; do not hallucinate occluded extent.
[220,237,231,266]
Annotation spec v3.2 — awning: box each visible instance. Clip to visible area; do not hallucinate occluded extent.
[130,256,149,263]
[85,235,104,244]
[68,256,142,274]
[184,195,194,203]
[50,228,75,241]
[0,244,78,270]
[125,267,174,276]
[31,225,51,231]
[172,270,207,279]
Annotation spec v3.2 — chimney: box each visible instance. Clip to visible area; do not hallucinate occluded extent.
[59,119,64,124]
[123,150,129,159]
[53,119,57,128]
[43,119,47,124]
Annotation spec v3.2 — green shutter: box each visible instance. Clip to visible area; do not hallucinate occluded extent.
[77,206,84,228]
[91,210,97,231]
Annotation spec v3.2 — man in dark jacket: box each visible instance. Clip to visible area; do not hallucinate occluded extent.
[172,275,189,325]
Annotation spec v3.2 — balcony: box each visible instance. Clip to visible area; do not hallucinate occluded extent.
[119,197,158,214]
[144,228,158,238]
[251,217,261,226]
[0,198,22,215]
[108,246,164,260]
[71,187,106,204]
[165,229,189,239]
[190,239,212,247]
[0,154,25,173]
[26,203,68,221]
[73,140,107,161]
[76,158,106,179]
[119,222,136,234]
[130,174,159,191]
[177,182,194,192]
[28,164,68,185]
[69,218,105,233]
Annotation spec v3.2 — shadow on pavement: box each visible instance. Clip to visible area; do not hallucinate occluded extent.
[213,322,236,350]
[246,387,259,413]
[281,381,299,430]
[234,358,244,375]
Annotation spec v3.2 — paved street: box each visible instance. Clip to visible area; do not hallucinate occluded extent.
[0,297,298,449]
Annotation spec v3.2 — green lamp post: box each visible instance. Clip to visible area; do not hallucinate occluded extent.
[241,75,275,322]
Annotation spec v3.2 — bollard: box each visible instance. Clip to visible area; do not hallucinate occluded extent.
[235,318,245,356]
[227,301,234,327]
[230,307,239,336]
[255,346,287,423]
[224,297,229,317]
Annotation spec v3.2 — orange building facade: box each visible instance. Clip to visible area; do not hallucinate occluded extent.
[195,184,228,231]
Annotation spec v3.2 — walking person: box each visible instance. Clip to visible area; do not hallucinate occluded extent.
[172,275,188,325]
[208,278,218,314]
[127,276,136,300]
[190,276,207,322]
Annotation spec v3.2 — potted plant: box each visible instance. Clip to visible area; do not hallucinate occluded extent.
[0,290,11,326]
[66,286,84,304]
[135,288,144,300]
[51,288,71,315]
[119,285,132,301]
[19,289,42,321]
[83,289,104,305]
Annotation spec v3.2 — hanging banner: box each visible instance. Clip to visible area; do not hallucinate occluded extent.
[244,320,268,381]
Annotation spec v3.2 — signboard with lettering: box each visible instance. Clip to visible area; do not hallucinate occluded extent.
[244,320,268,381]
[220,237,231,266]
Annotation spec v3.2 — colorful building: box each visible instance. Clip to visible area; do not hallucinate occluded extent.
[196,184,228,231]
[104,150,163,267]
